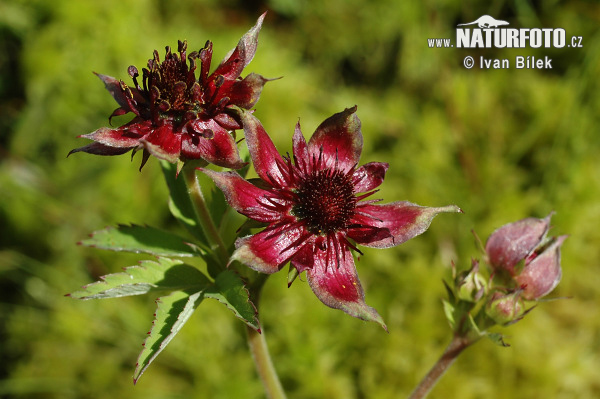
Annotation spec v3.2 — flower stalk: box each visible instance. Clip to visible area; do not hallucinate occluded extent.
[182,163,286,397]
[182,164,230,266]
[246,313,287,399]
[408,334,478,399]
[245,273,287,399]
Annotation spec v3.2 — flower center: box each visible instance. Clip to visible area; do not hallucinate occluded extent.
[138,41,201,117]
[292,169,357,235]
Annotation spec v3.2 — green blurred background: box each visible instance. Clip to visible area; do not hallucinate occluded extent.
[1,0,599,398]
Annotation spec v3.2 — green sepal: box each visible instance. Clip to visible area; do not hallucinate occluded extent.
[133,289,205,383]
[287,264,299,287]
[442,299,456,330]
[68,258,210,300]
[205,270,260,331]
[485,332,510,347]
[79,224,205,257]
[443,279,456,303]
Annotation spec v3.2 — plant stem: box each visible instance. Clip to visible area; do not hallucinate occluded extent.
[246,324,287,399]
[182,165,230,266]
[245,275,287,399]
[408,334,476,399]
[182,165,286,397]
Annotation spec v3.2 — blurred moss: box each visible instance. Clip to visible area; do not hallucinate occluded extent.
[1,0,599,398]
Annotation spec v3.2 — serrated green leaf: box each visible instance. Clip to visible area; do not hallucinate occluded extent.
[134,289,204,383]
[161,161,207,243]
[205,270,260,331]
[69,258,210,299]
[80,224,202,257]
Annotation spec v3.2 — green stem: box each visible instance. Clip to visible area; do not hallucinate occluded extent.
[182,165,230,266]
[246,275,287,399]
[182,165,286,398]
[408,334,477,399]
[246,324,287,399]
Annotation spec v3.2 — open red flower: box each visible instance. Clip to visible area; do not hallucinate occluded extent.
[203,107,461,328]
[70,13,269,169]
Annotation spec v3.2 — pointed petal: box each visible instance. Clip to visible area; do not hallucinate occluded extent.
[352,162,389,192]
[68,142,133,157]
[290,243,315,273]
[201,169,280,223]
[349,202,462,248]
[198,41,213,86]
[94,73,144,115]
[308,106,362,173]
[140,124,182,163]
[292,121,309,173]
[226,73,270,109]
[516,235,566,300]
[214,112,242,130]
[78,126,142,148]
[212,12,266,80]
[231,221,306,274]
[181,120,244,169]
[306,235,386,329]
[235,108,286,186]
[485,214,552,274]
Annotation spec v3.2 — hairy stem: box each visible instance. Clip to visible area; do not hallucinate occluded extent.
[408,334,477,399]
[246,275,287,399]
[182,165,230,266]
[183,165,286,397]
[246,324,287,399]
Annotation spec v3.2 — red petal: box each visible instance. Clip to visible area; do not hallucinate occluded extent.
[237,109,287,186]
[306,234,386,328]
[210,12,266,81]
[516,235,566,300]
[485,214,552,274]
[78,126,142,148]
[140,124,182,163]
[308,106,362,173]
[349,202,461,248]
[231,220,306,274]
[68,142,133,156]
[292,121,309,173]
[94,73,144,115]
[352,162,389,192]
[181,120,244,169]
[226,73,270,109]
[201,169,281,223]
[214,112,242,130]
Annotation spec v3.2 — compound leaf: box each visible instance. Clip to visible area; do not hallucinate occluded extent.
[68,258,210,300]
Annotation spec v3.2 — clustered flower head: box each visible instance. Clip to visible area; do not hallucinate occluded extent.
[485,213,566,300]
[203,106,461,329]
[69,13,268,169]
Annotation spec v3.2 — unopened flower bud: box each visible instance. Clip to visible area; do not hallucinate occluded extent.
[485,291,524,325]
[516,235,567,300]
[485,214,552,275]
[456,260,487,302]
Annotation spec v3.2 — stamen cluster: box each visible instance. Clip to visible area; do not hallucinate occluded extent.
[292,168,357,235]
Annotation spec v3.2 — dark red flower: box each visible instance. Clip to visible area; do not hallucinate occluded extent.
[70,13,269,169]
[202,107,461,328]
